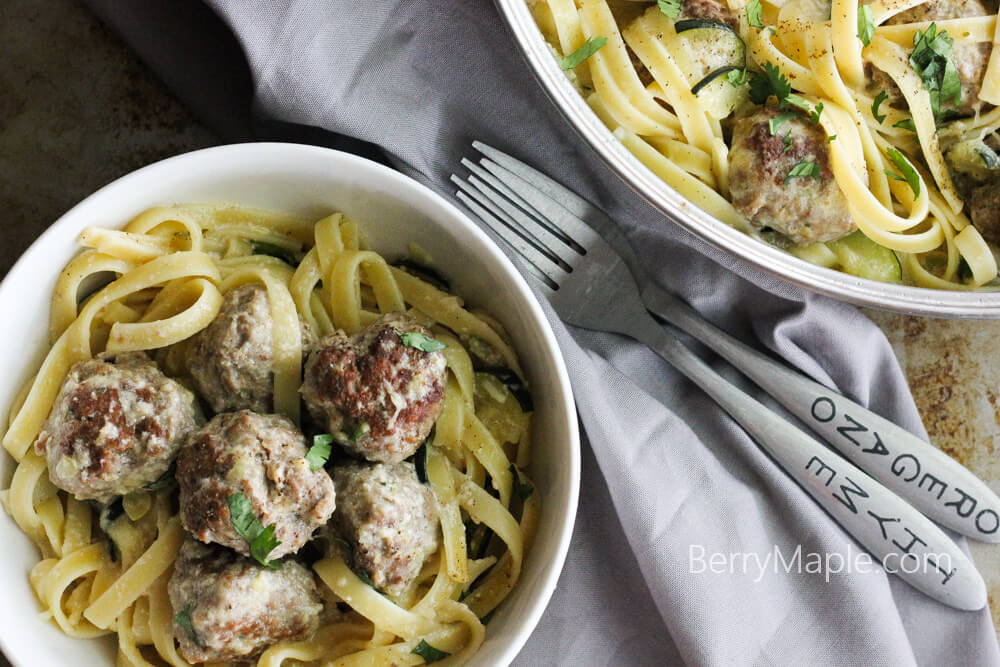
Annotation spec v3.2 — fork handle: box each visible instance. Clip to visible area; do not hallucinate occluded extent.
[634,321,986,611]
[644,289,1000,544]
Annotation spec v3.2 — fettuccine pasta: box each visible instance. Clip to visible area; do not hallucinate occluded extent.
[531,0,1000,288]
[1,204,539,666]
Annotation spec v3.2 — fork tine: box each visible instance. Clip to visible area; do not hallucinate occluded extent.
[451,176,563,290]
[473,154,603,251]
[459,171,580,272]
[451,174,572,274]
[473,142,609,232]
[454,189,559,292]
[461,158,584,256]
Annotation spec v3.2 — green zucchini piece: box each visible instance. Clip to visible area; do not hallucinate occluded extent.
[827,231,903,283]
[674,18,738,34]
[672,21,747,118]
[690,65,743,95]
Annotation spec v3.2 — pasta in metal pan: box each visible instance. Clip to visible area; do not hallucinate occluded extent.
[0,204,539,666]
[530,0,1000,287]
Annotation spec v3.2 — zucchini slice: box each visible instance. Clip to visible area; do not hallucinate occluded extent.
[672,20,747,119]
[827,231,903,283]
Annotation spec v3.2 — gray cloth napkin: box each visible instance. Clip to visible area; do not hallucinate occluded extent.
[81,1,1000,664]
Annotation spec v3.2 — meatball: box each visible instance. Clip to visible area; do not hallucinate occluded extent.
[966,182,1000,244]
[301,313,447,463]
[728,108,856,245]
[33,352,201,503]
[177,410,336,559]
[329,461,440,597]
[168,538,322,664]
[186,284,315,414]
[679,0,737,28]
[866,0,991,116]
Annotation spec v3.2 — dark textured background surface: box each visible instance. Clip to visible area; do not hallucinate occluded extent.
[2,0,1000,664]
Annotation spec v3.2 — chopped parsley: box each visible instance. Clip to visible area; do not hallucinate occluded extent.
[769,112,797,135]
[726,68,749,86]
[227,492,282,568]
[174,602,203,647]
[857,5,876,47]
[749,62,791,104]
[909,23,962,120]
[395,329,447,352]
[783,134,794,151]
[510,464,534,502]
[306,434,333,470]
[560,37,607,70]
[828,135,837,142]
[747,0,764,28]
[411,639,451,664]
[250,240,299,265]
[785,161,821,184]
[810,102,825,124]
[884,147,921,198]
[893,118,917,131]
[871,90,889,123]
[658,0,682,19]
[749,63,822,122]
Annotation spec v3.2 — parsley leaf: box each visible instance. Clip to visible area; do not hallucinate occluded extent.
[810,102,825,124]
[726,68,748,86]
[250,241,299,266]
[871,90,889,123]
[560,37,607,70]
[783,94,811,112]
[227,492,282,568]
[783,134,794,151]
[785,161,821,184]
[395,329,447,352]
[306,434,333,471]
[769,112,797,135]
[909,23,962,119]
[857,5,876,47]
[747,0,764,28]
[828,135,837,141]
[174,602,203,647]
[658,0,682,19]
[763,61,791,100]
[411,639,451,664]
[510,464,534,502]
[893,118,916,131]
[884,147,921,198]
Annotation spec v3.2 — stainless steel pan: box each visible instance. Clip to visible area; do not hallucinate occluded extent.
[495,0,1000,318]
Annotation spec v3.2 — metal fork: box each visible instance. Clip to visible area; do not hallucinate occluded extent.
[452,142,988,611]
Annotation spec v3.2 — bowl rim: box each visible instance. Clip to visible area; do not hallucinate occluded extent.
[495,0,1000,319]
[0,142,581,667]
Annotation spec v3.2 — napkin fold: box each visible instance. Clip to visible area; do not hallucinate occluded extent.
[82,1,1000,664]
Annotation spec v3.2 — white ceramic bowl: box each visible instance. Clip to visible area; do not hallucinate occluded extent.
[0,143,580,666]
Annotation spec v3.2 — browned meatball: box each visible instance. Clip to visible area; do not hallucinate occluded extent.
[168,538,322,664]
[177,410,336,559]
[186,284,315,414]
[33,352,201,504]
[300,313,447,463]
[866,0,991,116]
[680,0,738,28]
[966,182,1000,244]
[729,108,857,245]
[329,461,440,597]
